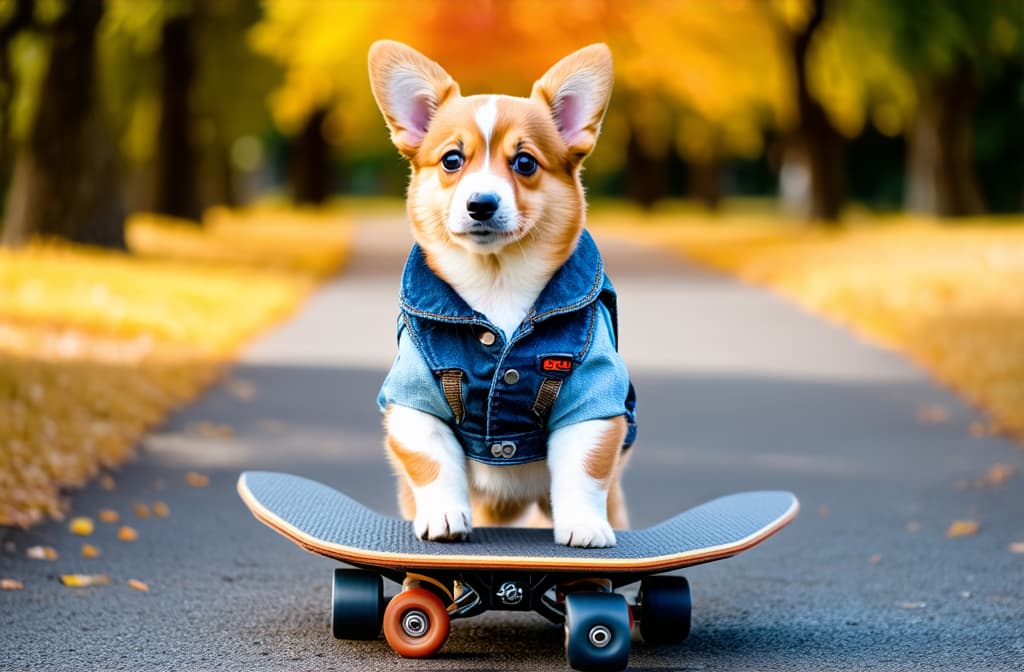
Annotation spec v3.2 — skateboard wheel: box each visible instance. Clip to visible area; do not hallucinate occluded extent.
[382,588,450,658]
[331,569,383,640]
[564,592,631,672]
[637,575,691,644]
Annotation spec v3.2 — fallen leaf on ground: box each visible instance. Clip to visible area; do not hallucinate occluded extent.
[980,463,1015,488]
[192,421,234,438]
[226,378,255,401]
[916,404,949,424]
[1009,541,1024,554]
[61,574,110,588]
[69,517,94,536]
[98,509,119,524]
[99,475,116,491]
[81,544,101,558]
[118,526,139,541]
[185,471,210,487]
[152,502,170,518]
[133,503,151,519]
[26,546,58,560]
[946,520,980,538]
[1,578,24,590]
[127,579,150,592]
[896,601,927,609]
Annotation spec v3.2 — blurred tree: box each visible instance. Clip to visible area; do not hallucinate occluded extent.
[0,0,33,199]
[153,0,199,220]
[100,0,276,214]
[770,0,845,222]
[809,0,1023,217]
[607,0,790,210]
[2,0,125,248]
[882,0,1022,216]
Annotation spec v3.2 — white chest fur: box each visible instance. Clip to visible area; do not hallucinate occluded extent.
[435,248,551,339]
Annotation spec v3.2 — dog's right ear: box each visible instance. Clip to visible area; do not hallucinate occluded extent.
[368,41,459,158]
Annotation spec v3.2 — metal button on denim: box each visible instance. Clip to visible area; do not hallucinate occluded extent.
[490,442,517,459]
[503,369,519,384]
[479,331,496,346]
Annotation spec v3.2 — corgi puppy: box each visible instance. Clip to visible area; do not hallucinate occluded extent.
[369,40,636,548]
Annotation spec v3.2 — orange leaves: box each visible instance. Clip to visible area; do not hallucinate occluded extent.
[26,546,58,561]
[946,520,980,539]
[127,579,150,593]
[1,578,24,590]
[153,502,170,518]
[61,574,110,588]
[118,526,139,542]
[98,509,120,524]
[0,207,351,528]
[69,517,95,536]
[594,212,1024,440]
[81,544,101,558]
[185,472,210,488]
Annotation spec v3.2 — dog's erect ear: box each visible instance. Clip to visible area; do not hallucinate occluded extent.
[531,44,613,161]
[368,40,459,158]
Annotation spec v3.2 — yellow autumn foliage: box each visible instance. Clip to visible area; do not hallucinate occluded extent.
[0,206,352,527]
[592,207,1024,439]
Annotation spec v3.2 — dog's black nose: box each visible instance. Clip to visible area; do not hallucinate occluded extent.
[467,192,500,222]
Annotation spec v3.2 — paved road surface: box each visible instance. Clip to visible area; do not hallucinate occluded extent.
[3,214,1023,671]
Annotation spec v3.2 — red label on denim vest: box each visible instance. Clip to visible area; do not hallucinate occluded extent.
[541,356,573,373]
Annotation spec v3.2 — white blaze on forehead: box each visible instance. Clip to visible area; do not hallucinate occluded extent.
[475,96,499,169]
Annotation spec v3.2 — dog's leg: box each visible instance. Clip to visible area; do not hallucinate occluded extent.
[547,416,627,548]
[385,405,471,541]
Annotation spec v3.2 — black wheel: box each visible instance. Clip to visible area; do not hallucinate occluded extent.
[564,592,631,672]
[637,575,691,644]
[331,569,383,640]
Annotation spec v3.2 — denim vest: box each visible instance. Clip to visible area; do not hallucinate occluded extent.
[393,230,637,466]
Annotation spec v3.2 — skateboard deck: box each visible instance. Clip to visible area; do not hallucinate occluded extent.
[238,471,798,670]
[238,471,797,574]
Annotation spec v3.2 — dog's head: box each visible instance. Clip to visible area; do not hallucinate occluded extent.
[368,40,613,269]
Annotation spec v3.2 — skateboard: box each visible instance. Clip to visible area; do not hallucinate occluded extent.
[238,471,798,672]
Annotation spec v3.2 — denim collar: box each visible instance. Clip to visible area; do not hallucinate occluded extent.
[400,229,606,326]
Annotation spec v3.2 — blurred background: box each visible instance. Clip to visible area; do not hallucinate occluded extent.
[1,0,1022,243]
[1,0,1023,528]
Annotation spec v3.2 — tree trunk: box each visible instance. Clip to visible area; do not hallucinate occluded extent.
[289,108,330,205]
[624,123,667,209]
[782,0,845,223]
[2,0,125,248]
[0,0,33,201]
[686,157,721,211]
[152,12,200,221]
[904,62,985,217]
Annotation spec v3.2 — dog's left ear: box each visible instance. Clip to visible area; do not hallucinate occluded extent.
[531,44,613,161]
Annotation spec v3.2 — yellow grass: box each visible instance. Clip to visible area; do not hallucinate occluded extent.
[591,207,1024,440]
[0,207,352,526]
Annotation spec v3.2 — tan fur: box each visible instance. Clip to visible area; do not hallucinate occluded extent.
[584,415,627,484]
[385,434,440,487]
[606,454,631,530]
[471,497,529,527]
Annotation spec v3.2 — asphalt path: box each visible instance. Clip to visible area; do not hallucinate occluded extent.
[3,214,1023,671]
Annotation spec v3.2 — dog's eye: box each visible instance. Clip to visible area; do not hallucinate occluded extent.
[511,152,538,176]
[441,151,464,172]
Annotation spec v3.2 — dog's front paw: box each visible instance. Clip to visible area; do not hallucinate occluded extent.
[415,505,472,542]
[554,518,616,548]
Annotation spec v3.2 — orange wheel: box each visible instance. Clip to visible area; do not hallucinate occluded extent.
[382,588,450,658]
